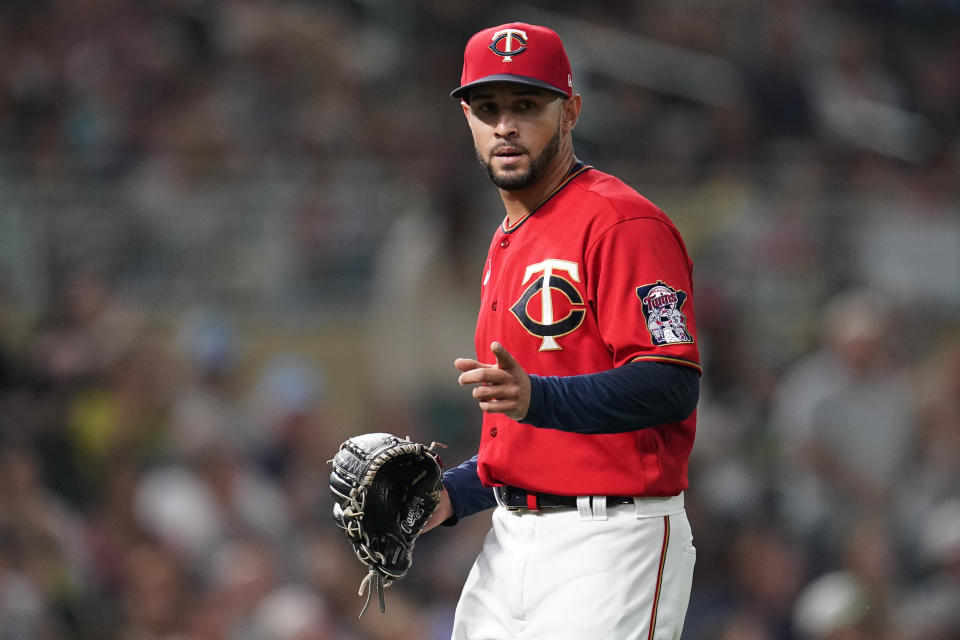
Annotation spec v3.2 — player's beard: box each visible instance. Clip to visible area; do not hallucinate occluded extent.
[477,125,561,191]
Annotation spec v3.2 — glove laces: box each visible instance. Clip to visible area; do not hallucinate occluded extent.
[358,567,387,618]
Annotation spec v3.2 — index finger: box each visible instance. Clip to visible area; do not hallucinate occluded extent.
[454,357,493,373]
[458,367,511,387]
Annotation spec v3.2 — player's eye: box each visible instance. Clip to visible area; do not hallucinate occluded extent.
[516,100,535,111]
[475,102,497,114]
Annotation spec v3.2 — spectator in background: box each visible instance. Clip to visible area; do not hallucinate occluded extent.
[894,499,960,640]
[0,526,46,640]
[892,341,960,640]
[792,570,877,640]
[27,269,141,389]
[118,541,188,640]
[249,584,334,640]
[835,518,902,635]
[896,339,960,562]
[365,176,486,453]
[203,535,282,638]
[22,268,148,505]
[769,288,917,553]
[247,353,334,522]
[0,442,91,636]
[168,307,249,459]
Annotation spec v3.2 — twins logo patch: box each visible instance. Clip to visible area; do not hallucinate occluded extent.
[636,282,693,345]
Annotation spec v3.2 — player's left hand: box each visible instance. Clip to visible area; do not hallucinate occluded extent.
[455,342,531,421]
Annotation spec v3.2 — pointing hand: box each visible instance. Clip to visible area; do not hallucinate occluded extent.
[454,342,531,421]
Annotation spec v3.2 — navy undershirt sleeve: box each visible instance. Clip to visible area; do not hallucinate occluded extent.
[521,361,700,434]
[440,455,496,526]
[438,361,699,524]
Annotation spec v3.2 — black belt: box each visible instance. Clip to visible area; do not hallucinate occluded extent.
[496,486,635,511]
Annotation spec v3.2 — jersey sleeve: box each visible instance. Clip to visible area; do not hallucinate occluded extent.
[585,216,700,371]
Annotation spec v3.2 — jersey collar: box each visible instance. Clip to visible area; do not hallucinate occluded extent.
[501,160,591,234]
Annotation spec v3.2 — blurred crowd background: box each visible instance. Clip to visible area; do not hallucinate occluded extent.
[1,0,959,639]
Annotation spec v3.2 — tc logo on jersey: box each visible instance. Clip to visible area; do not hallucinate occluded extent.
[489,28,527,62]
[636,282,693,345]
[510,259,585,351]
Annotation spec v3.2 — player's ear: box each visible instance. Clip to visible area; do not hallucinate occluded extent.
[461,99,471,119]
[561,94,582,133]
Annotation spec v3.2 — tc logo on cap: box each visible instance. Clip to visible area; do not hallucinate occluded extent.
[489,28,527,62]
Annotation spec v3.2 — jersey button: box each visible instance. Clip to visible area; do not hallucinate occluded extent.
[499,238,510,249]
[491,300,497,310]
[489,427,498,437]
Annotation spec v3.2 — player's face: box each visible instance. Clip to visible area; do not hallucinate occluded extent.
[462,84,566,191]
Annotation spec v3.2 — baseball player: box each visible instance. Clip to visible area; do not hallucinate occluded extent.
[424,23,701,640]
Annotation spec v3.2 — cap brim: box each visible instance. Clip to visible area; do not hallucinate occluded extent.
[450,74,569,99]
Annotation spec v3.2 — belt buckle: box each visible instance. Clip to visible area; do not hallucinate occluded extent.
[497,486,525,512]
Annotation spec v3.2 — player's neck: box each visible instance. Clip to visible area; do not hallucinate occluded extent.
[499,147,577,227]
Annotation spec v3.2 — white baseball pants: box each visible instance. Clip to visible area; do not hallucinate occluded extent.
[451,494,695,640]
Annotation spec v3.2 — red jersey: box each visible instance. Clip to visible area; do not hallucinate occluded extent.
[475,163,700,497]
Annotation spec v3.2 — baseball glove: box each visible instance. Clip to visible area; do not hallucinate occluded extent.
[329,433,444,617]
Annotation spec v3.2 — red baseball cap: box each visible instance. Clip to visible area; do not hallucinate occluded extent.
[451,23,573,100]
